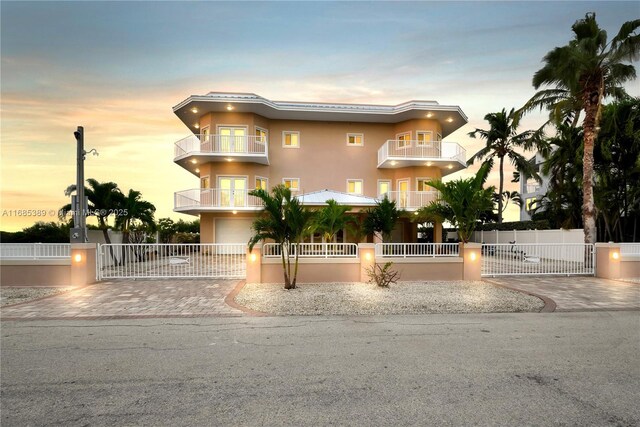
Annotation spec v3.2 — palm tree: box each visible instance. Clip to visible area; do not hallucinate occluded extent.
[248,185,315,289]
[115,189,157,264]
[467,108,545,224]
[313,199,353,242]
[417,164,495,243]
[363,197,400,242]
[529,13,639,243]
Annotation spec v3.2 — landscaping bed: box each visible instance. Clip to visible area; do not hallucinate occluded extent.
[0,287,76,307]
[235,281,545,315]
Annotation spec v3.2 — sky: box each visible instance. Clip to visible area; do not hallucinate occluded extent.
[1,1,639,232]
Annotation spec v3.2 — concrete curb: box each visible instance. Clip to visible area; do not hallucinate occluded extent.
[483,279,557,313]
[224,280,270,317]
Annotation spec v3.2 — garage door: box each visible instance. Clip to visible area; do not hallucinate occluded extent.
[215,219,253,252]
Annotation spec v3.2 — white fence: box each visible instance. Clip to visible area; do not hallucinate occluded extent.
[375,243,459,258]
[620,243,640,256]
[481,243,595,276]
[98,244,246,279]
[472,229,585,246]
[262,243,359,258]
[0,243,70,259]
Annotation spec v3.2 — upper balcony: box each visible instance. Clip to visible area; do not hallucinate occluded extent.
[377,140,466,175]
[174,134,269,172]
[174,188,263,215]
[384,191,438,211]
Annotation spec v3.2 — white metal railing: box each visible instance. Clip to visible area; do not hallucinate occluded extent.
[98,244,246,279]
[174,188,263,210]
[375,243,459,258]
[377,140,466,165]
[174,134,267,158]
[620,243,640,256]
[481,243,595,276]
[0,243,71,259]
[383,191,438,210]
[262,243,359,258]
[524,183,542,194]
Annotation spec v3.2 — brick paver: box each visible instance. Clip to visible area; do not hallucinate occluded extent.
[1,279,245,320]
[486,276,640,311]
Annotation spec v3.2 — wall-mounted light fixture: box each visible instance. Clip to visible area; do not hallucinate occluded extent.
[612,251,620,260]
[74,253,82,263]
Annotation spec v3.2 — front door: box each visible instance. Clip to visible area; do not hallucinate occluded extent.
[218,177,247,207]
[219,127,246,153]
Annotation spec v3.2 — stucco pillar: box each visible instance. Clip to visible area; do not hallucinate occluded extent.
[359,243,376,283]
[595,243,621,280]
[71,243,97,286]
[246,244,262,283]
[434,222,443,243]
[460,242,482,281]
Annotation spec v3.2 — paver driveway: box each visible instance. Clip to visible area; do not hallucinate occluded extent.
[486,276,640,311]
[0,279,245,320]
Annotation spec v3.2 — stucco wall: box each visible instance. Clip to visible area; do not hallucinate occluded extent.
[0,260,71,286]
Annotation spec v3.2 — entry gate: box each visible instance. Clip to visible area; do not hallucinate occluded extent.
[98,244,246,279]
[481,243,595,277]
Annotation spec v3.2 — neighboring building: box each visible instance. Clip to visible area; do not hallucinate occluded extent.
[519,152,550,221]
[172,92,468,244]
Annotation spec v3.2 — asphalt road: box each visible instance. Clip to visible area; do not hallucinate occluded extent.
[2,311,639,426]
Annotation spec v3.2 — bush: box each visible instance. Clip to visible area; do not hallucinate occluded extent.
[366,262,399,288]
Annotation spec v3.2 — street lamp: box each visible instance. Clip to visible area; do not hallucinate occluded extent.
[69,126,99,243]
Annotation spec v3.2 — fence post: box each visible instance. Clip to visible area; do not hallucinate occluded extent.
[460,242,482,281]
[71,243,97,286]
[246,244,262,283]
[359,243,376,283]
[595,243,621,279]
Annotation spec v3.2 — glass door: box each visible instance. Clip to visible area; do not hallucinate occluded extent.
[398,179,409,208]
[219,127,246,153]
[218,177,247,207]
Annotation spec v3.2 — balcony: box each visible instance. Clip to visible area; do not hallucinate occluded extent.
[174,189,264,215]
[174,134,269,170]
[377,140,466,175]
[383,191,438,211]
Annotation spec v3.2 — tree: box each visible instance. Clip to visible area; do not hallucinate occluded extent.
[0,222,70,243]
[114,189,156,264]
[529,13,639,243]
[248,185,315,289]
[157,218,177,243]
[467,108,545,224]
[417,164,495,243]
[363,197,400,242]
[313,199,353,242]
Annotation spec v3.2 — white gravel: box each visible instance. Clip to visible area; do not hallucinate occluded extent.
[236,281,545,315]
[0,287,76,307]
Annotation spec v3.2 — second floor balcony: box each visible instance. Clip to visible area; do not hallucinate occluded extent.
[377,140,466,175]
[174,188,263,215]
[174,134,269,170]
[383,191,438,211]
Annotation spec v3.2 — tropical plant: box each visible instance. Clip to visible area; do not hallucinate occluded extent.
[157,218,177,243]
[0,221,71,243]
[114,189,156,264]
[248,185,315,289]
[417,164,495,243]
[366,262,399,288]
[313,199,353,242]
[528,13,639,243]
[467,108,546,223]
[363,197,401,242]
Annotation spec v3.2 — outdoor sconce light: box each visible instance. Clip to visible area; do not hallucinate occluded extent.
[250,253,257,262]
[74,253,82,263]
[470,252,477,261]
[365,252,372,261]
[612,251,620,260]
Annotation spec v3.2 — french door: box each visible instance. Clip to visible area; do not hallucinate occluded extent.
[219,127,246,153]
[218,177,247,207]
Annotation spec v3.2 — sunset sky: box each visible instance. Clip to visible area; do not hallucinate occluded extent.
[1,1,638,231]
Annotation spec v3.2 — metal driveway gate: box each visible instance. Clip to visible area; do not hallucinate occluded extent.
[98,244,246,279]
[481,243,595,277]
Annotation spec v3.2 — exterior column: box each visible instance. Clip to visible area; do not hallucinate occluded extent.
[434,222,443,243]
[460,242,482,281]
[71,243,97,286]
[246,244,262,283]
[359,243,376,283]
[595,243,621,280]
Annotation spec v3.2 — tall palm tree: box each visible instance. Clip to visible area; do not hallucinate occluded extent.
[248,185,315,289]
[418,164,495,243]
[115,189,157,264]
[363,197,400,242]
[467,108,544,223]
[529,13,639,243]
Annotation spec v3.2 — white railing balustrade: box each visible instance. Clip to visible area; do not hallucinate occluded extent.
[98,244,246,279]
[481,243,595,276]
[174,134,267,158]
[375,243,459,258]
[262,243,359,258]
[0,243,71,259]
[378,140,466,166]
[382,191,438,210]
[620,243,640,256]
[174,188,263,210]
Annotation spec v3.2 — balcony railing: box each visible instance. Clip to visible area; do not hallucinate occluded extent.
[174,134,268,159]
[377,140,466,169]
[524,183,542,194]
[382,191,438,210]
[174,189,263,211]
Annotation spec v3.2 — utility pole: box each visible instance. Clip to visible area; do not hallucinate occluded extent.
[70,126,87,243]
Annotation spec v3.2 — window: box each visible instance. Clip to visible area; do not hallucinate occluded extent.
[347,133,364,146]
[255,176,268,190]
[255,127,268,144]
[347,179,363,195]
[200,175,210,189]
[416,131,433,146]
[416,179,432,192]
[397,132,411,148]
[526,198,537,212]
[436,133,442,141]
[283,131,300,148]
[378,180,391,197]
[283,178,300,191]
